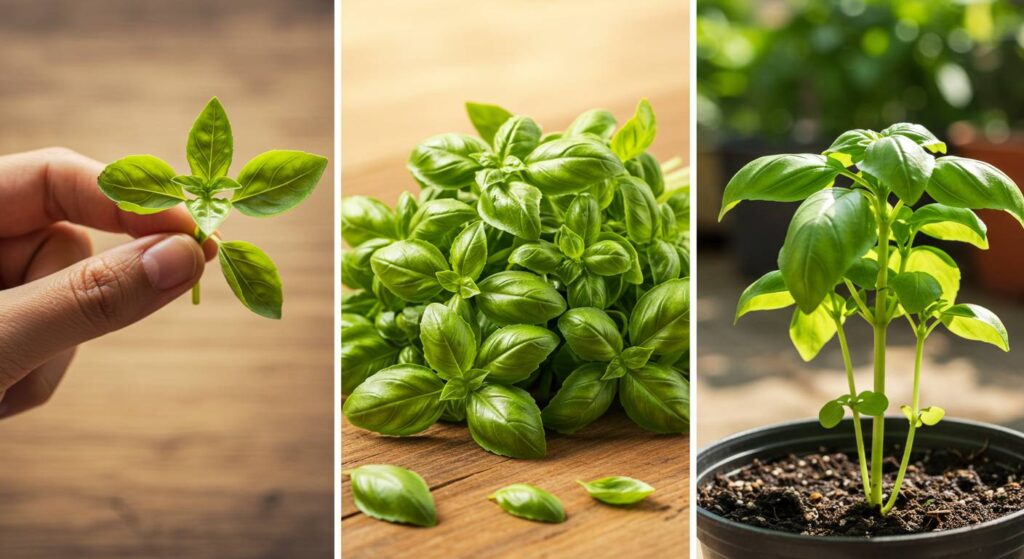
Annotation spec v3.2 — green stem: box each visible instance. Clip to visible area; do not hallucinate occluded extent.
[834,316,872,500]
[192,282,201,305]
[868,195,891,508]
[882,330,925,514]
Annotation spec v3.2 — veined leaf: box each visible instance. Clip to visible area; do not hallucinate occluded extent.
[98,155,184,212]
[735,270,794,322]
[186,97,233,180]
[232,150,328,217]
[927,156,1024,226]
[906,204,988,249]
[218,240,283,319]
[941,303,1009,351]
[719,154,839,220]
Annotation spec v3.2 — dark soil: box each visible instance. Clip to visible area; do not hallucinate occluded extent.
[697,446,1024,537]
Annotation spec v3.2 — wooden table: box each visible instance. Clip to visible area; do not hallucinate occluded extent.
[341,1,690,556]
[0,2,334,557]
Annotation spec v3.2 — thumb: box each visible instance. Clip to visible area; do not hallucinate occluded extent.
[0,233,204,388]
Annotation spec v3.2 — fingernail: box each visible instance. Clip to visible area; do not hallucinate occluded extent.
[142,235,198,290]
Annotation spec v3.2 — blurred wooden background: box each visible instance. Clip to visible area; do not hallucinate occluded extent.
[341,1,690,557]
[0,1,334,557]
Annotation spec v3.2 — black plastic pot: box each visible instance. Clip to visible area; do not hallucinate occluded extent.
[697,417,1024,559]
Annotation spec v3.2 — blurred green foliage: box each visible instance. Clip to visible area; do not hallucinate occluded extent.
[698,0,1024,145]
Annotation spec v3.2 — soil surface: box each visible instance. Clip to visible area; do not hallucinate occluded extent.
[698,446,1024,536]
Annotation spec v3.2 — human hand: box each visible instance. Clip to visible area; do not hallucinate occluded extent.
[0,148,216,418]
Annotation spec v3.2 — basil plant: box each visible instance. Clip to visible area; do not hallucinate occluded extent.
[342,100,690,459]
[722,123,1021,514]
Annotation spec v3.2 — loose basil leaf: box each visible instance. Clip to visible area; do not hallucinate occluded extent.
[408,133,488,189]
[882,122,947,154]
[341,325,400,395]
[859,135,934,205]
[218,240,283,319]
[906,204,988,249]
[610,98,656,162]
[494,116,542,160]
[341,196,399,246]
[577,476,655,505]
[541,363,616,434]
[646,240,682,284]
[735,270,795,322]
[819,400,845,429]
[890,271,942,314]
[465,101,513,144]
[941,303,1009,351]
[476,271,567,325]
[467,384,546,459]
[567,272,608,309]
[488,483,565,523]
[566,193,602,245]
[823,129,877,166]
[719,154,839,220]
[509,241,563,274]
[232,150,328,216]
[558,307,623,362]
[343,364,444,435]
[565,108,617,139]
[584,240,632,276]
[97,155,184,212]
[186,97,232,181]
[370,240,448,302]
[523,138,624,195]
[419,303,477,379]
[778,188,876,313]
[927,156,1024,226]
[478,181,543,241]
[476,325,560,384]
[628,278,689,355]
[408,199,478,245]
[186,197,231,236]
[619,364,689,434]
[619,176,660,244]
[789,302,838,362]
[346,464,437,527]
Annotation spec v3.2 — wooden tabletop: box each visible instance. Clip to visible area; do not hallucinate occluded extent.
[0,3,334,558]
[341,1,690,556]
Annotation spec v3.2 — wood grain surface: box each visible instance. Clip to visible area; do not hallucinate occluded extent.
[0,2,334,558]
[341,1,690,557]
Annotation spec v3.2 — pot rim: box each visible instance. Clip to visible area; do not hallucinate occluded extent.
[697,416,1024,544]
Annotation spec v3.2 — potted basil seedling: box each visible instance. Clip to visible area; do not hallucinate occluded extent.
[341,100,690,459]
[697,123,1024,559]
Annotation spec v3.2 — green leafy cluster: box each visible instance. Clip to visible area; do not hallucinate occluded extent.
[98,97,328,318]
[722,122,1020,514]
[342,100,690,459]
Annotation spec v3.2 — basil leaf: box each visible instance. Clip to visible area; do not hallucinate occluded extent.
[941,303,1009,351]
[565,109,617,139]
[479,181,542,241]
[906,204,988,249]
[476,325,560,384]
[610,98,656,162]
[218,240,283,319]
[467,384,546,459]
[541,363,617,434]
[342,290,378,317]
[646,240,682,283]
[823,129,878,166]
[509,241,563,274]
[778,188,876,313]
[420,303,477,379]
[567,272,608,309]
[619,176,660,244]
[370,240,448,302]
[920,406,946,426]
[343,364,444,435]
[395,191,419,238]
[628,278,689,355]
[853,390,889,416]
[340,325,399,395]
[557,225,586,260]
[186,197,231,236]
[559,307,623,361]
[494,116,542,160]
[860,135,934,205]
[598,231,643,284]
[719,154,839,220]
[882,122,947,154]
[97,155,184,212]
[566,193,602,245]
[891,271,942,314]
[346,464,437,527]
[488,484,565,523]
[789,302,838,361]
[465,102,513,144]
[819,400,845,429]
[341,195,399,246]
[408,198,478,245]
[628,151,665,197]
[186,97,232,181]
[523,138,624,195]
[926,156,1024,226]
[341,238,390,291]
[735,270,794,322]
[893,245,961,304]
[577,476,655,505]
[449,221,488,280]
[440,368,488,402]
[232,150,328,216]
[408,133,488,189]
[584,240,632,277]
[619,364,689,434]
[476,271,567,325]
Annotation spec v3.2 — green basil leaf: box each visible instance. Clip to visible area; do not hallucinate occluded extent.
[789,302,837,362]
[892,245,961,304]
[890,271,942,314]
[448,221,488,280]
[408,133,488,189]
[566,193,602,245]
[341,195,399,246]
[598,231,643,284]
[342,290,378,316]
[488,483,565,523]
[340,325,399,395]
[185,197,231,236]
[341,313,372,332]
[476,325,560,384]
[610,99,656,162]
[232,150,327,216]
[508,241,563,274]
[906,204,988,249]
[557,225,586,260]
[882,122,947,154]
[845,257,881,289]
[628,152,665,197]
[478,181,543,241]
[719,154,839,220]
[558,307,623,362]
[941,303,1009,351]
[557,259,584,285]
[859,135,934,205]
[523,138,624,195]
[343,364,444,436]
[927,156,1024,226]
[218,240,283,319]
[172,174,208,196]
[97,155,184,212]
[564,108,617,139]
[407,198,478,246]
[577,476,655,505]
[493,116,542,160]
[465,102,513,144]
[567,272,608,309]
[420,302,477,379]
[619,176,660,244]
[541,363,617,434]
[735,270,794,322]
[467,384,546,459]
[186,97,233,181]
[620,346,654,369]
[823,129,878,166]
[619,364,689,434]
[345,464,437,527]
[920,406,946,426]
[476,271,567,325]
[584,240,632,277]
[370,240,448,302]
[628,278,689,355]
[440,368,488,402]
[853,390,889,416]
[395,191,419,238]
[646,239,682,283]
[818,400,845,429]
[778,188,876,313]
